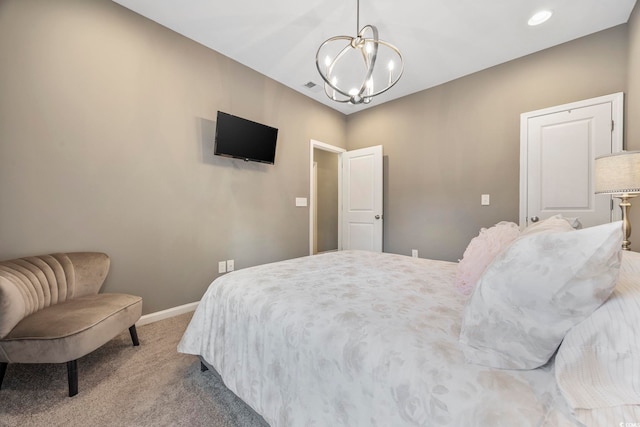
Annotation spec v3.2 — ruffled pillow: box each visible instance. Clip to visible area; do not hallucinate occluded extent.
[455,221,520,296]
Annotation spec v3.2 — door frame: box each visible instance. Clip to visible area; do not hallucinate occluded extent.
[519,92,624,227]
[309,139,346,256]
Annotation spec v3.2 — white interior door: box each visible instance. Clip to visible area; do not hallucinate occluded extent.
[520,93,623,228]
[341,145,383,252]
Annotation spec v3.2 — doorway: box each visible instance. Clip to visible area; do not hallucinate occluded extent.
[309,140,384,255]
[313,148,340,254]
[309,140,345,255]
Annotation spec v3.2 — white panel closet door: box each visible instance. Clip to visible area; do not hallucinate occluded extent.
[526,103,612,228]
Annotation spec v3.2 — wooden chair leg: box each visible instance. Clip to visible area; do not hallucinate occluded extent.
[67,360,78,397]
[129,325,139,346]
[0,362,7,389]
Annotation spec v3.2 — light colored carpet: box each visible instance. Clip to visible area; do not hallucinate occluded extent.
[0,312,269,427]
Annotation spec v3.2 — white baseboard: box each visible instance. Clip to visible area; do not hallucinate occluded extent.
[137,301,199,326]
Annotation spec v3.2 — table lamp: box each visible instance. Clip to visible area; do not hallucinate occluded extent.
[595,151,640,250]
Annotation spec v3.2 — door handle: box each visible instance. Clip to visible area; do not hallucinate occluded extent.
[530,216,539,223]
[375,215,381,220]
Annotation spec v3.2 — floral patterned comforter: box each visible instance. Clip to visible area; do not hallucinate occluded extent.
[178,250,582,427]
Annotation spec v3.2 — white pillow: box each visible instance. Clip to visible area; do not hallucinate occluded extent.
[455,221,520,296]
[459,221,623,370]
[555,250,640,418]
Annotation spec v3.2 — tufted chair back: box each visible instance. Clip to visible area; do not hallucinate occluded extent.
[0,252,110,338]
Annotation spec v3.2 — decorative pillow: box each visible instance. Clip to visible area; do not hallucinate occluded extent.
[459,221,623,370]
[455,221,520,296]
[521,214,576,236]
[555,250,640,420]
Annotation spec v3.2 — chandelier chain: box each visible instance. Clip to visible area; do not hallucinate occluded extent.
[356,0,360,36]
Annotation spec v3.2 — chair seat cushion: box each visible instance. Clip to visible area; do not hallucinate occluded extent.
[0,293,142,363]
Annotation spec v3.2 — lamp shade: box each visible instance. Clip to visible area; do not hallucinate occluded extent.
[595,151,640,194]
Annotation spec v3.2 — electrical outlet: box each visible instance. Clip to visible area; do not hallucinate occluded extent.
[411,249,418,258]
[218,261,226,274]
[481,194,490,206]
[226,259,234,272]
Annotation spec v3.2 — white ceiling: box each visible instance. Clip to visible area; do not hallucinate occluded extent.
[112,0,637,115]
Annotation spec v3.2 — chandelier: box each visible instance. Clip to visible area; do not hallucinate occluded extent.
[315,0,404,105]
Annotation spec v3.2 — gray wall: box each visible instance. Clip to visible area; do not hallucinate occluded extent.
[629,3,640,146]
[346,25,629,261]
[0,0,346,313]
[627,3,640,234]
[313,149,339,253]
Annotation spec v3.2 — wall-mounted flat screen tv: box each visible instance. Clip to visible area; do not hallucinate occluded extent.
[214,111,278,164]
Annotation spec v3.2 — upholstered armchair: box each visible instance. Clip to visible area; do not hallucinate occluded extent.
[0,252,142,396]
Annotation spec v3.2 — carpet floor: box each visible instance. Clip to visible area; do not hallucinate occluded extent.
[0,312,269,427]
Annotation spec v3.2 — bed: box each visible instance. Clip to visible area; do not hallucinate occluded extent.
[178,218,640,427]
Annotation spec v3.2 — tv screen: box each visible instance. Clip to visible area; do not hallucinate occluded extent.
[214,111,278,164]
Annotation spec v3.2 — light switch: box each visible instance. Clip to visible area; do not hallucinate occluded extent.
[295,197,308,207]
[481,194,490,206]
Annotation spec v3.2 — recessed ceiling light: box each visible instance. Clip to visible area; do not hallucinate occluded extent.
[528,10,553,26]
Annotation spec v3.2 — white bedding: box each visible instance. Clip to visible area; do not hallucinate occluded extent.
[178,250,581,426]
